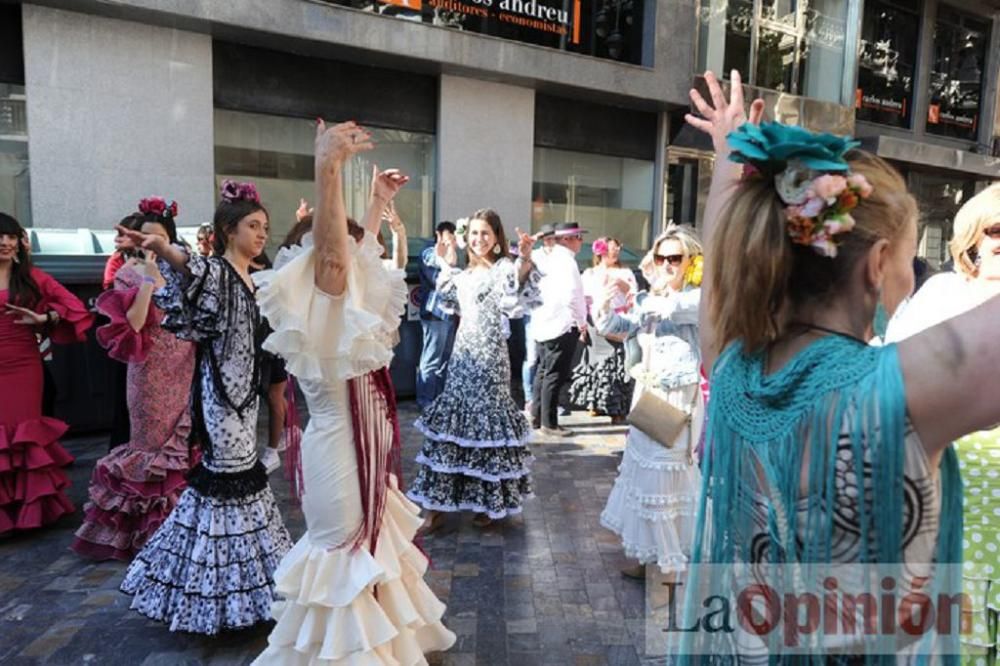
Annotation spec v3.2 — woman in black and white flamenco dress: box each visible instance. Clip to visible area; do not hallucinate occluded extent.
[252,120,455,664]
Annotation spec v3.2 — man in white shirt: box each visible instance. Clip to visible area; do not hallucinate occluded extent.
[530,221,588,436]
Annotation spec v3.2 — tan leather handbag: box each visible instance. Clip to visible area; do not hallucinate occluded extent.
[627,341,699,450]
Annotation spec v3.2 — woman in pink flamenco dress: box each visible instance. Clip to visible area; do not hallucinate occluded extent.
[72,198,197,560]
[0,212,93,535]
[251,120,455,664]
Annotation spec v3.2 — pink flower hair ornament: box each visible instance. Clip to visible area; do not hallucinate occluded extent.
[219,179,261,205]
[137,196,178,220]
[592,237,609,257]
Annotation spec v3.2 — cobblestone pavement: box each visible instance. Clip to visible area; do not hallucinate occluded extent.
[0,403,665,665]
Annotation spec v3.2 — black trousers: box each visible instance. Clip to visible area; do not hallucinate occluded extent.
[507,317,527,409]
[531,328,579,429]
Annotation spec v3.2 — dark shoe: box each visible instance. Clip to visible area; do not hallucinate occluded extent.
[621,563,646,580]
[559,406,572,416]
[539,426,572,437]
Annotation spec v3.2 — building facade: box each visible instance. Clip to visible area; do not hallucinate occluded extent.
[0,0,998,262]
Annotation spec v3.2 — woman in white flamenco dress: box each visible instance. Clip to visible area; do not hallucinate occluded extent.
[252,121,455,665]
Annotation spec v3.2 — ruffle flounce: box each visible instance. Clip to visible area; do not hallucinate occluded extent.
[71,420,193,561]
[415,393,531,449]
[253,487,456,664]
[94,286,156,363]
[120,485,293,634]
[0,417,74,534]
[42,292,93,346]
[599,443,701,574]
[255,232,407,383]
[406,469,533,519]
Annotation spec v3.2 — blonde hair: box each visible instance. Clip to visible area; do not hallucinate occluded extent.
[709,150,917,355]
[949,183,1000,277]
[640,226,703,285]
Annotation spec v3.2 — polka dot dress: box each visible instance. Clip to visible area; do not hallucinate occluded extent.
[957,430,1000,664]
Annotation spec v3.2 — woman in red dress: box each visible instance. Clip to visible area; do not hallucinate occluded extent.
[0,212,93,535]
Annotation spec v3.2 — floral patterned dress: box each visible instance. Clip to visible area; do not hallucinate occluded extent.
[72,264,197,561]
[119,252,292,635]
[407,257,541,518]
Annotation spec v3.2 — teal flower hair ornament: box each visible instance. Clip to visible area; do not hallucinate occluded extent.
[726,122,871,258]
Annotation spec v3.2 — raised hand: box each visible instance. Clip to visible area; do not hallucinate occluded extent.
[515,227,534,261]
[4,302,47,327]
[370,165,410,207]
[384,201,405,235]
[296,198,313,222]
[314,119,373,177]
[684,70,765,158]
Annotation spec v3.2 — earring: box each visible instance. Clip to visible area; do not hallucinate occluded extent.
[872,287,888,340]
[493,244,501,255]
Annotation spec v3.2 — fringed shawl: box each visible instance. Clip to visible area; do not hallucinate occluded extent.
[678,336,963,664]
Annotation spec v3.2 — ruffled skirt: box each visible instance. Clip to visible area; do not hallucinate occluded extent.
[120,483,292,634]
[569,338,634,417]
[253,487,455,665]
[0,417,75,535]
[600,424,701,574]
[408,374,533,518]
[71,426,194,561]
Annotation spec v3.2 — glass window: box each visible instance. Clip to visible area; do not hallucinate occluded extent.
[214,109,435,253]
[926,5,990,141]
[532,147,654,253]
[698,0,849,104]
[855,1,919,128]
[0,83,31,226]
[910,172,982,268]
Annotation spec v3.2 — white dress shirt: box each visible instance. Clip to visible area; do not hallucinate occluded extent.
[530,244,587,343]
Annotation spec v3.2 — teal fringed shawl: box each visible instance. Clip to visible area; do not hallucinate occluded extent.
[677,336,963,665]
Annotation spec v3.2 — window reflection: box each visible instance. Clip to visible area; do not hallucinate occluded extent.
[926,5,989,141]
[0,83,30,226]
[855,0,919,128]
[532,147,654,252]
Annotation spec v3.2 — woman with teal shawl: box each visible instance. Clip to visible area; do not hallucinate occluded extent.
[674,71,1000,664]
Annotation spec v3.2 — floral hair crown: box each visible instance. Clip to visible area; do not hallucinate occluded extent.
[219,179,261,205]
[726,122,872,258]
[138,196,178,220]
[592,237,609,257]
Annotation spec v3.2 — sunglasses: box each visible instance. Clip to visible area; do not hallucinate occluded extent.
[984,225,1000,239]
[653,253,684,266]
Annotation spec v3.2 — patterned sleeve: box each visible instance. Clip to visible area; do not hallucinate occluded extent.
[94,265,155,362]
[153,249,224,342]
[32,268,93,344]
[430,257,461,316]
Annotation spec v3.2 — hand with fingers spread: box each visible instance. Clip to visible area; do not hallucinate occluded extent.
[296,198,314,223]
[684,70,765,159]
[4,302,49,327]
[314,119,373,177]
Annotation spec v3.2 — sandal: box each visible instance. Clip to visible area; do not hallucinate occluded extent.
[472,513,494,528]
[417,511,446,536]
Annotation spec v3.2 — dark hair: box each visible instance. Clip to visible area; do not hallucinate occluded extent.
[0,213,41,308]
[138,212,179,245]
[197,222,213,239]
[282,215,313,249]
[593,236,623,268]
[436,220,456,235]
[212,198,269,256]
[468,208,509,267]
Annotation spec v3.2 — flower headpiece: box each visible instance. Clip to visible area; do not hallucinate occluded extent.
[592,237,609,257]
[219,179,261,205]
[138,196,178,220]
[727,122,871,258]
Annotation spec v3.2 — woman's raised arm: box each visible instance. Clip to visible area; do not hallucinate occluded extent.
[312,120,372,296]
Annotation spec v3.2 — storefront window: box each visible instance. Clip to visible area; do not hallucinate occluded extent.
[699,0,850,104]
[313,0,646,65]
[926,5,990,141]
[214,109,436,252]
[531,147,654,253]
[0,83,31,226]
[855,0,919,128]
[911,172,981,269]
